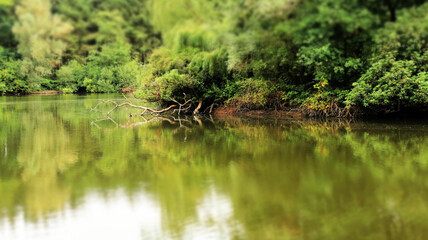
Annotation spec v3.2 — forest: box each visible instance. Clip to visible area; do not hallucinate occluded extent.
[0,0,427,116]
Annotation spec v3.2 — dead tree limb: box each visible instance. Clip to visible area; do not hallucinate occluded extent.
[92,100,178,116]
[170,98,192,115]
[203,103,215,114]
[92,93,205,118]
[193,99,203,115]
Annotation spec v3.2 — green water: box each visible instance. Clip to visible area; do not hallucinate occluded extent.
[1,95,428,240]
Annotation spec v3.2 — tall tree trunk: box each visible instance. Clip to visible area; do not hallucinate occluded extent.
[385,0,397,21]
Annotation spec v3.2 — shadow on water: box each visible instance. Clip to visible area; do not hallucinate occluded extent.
[1,95,428,240]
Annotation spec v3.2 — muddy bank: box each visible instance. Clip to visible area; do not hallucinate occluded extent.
[26,90,61,95]
[213,106,305,119]
[212,105,428,120]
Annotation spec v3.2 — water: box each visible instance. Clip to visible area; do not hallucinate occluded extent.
[1,94,428,240]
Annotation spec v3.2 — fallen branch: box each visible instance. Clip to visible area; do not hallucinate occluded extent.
[170,98,192,115]
[203,103,215,114]
[92,100,178,116]
[193,99,203,115]
[92,93,207,118]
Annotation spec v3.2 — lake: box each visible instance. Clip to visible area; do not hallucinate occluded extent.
[1,94,428,240]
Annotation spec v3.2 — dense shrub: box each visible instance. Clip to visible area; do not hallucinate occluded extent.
[228,78,275,108]
[58,43,140,93]
[0,47,28,94]
[276,0,378,88]
[136,47,229,104]
[3,0,428,115]
[347,3,428,110]
[0,60,28,94]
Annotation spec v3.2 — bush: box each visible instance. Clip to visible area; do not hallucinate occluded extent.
[57,60,85,93]
[348,60,428,108]
[136,47,229,104]
[57,43,140,93]
[347,3,428,110]
[0,61,28,94]
[0,47,28,94]
[229,78,274,108]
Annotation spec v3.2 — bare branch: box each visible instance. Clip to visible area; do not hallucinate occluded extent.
[193,99,203,115]
[122,93,132,103]
[92,100,178,116]
[93,94,198,120]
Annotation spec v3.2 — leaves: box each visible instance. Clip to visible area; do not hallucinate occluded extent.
[12,0,73,89]
[0,0,12,6]
[347,3,428,110]
[2,0,428,113]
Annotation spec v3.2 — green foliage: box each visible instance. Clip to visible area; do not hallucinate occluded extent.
[88,42,131,65]
[2,0,428,113]
[347,3,428,110]
[136,47,229,103]
[55,0,160,61]
[0,0,13,6]
[148,0,222,35]
[0,5,16,49]
[301,79,334,112]
[229,78,274,107]
[56,60,85,93]
[300,79,349,116]
[0,47,28,94]
[12,0,73,89]
[277,0,379,88]
[0,60,28,94]
[58,43,140,93]
[172,25,220,51]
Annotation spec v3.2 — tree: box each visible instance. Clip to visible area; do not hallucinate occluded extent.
[12,0,72,89]
[347,3,428,111]
[277,0,379,89]
[0,4,17,49]
[55,0,160,62]
[362,0,427,22]
[0,0,13,6]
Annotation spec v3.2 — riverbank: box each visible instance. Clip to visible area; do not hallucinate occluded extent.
[213,106,305,119]
[26,90,61,95]
[3,92,428,119]
[213,105,428,120]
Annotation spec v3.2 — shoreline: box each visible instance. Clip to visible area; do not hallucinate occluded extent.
[3,92,428,119]
[213,106,428,120]
[26,90,61,95]
[213,106,305,119]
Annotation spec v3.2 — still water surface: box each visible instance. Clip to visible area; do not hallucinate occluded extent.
[1,95,428,240]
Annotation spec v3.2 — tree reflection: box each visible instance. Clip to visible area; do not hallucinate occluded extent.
[1,96,428,239]
[16,112,77,220]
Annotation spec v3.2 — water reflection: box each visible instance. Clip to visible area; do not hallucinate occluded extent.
[1,95,428,239]
[0,187,242,240]
[17,113,77,220]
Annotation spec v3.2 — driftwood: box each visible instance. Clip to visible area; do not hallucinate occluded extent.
[91,94,199,117]
[92,100,178,116]
[193,99,203,115]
